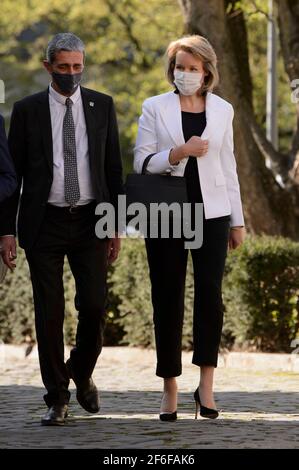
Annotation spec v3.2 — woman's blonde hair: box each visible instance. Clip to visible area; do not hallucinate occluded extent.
[165,35,219,95]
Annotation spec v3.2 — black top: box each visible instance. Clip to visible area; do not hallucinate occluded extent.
[182,110,206,204]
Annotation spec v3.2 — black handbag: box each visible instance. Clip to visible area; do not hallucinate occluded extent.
[125,153,188,211]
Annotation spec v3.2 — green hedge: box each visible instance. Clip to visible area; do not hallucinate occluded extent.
[0,235,298,353]
[109,235,299,353]
[0,247,35,344]
[108,237,195,350]
[0,250,124,346]
[222,235,299,352]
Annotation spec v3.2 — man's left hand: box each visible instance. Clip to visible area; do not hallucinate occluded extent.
[107,235,121,264]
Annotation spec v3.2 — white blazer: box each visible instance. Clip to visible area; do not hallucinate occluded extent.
[133,90,245,227]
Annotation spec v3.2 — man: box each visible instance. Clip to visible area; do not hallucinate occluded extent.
[0,33,124,425]
[0,114,17,202]
[0,114,17,283]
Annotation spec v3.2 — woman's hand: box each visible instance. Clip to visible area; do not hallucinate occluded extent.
[228,226,246,250]
[184,136,209,158]
[168,136,209,165]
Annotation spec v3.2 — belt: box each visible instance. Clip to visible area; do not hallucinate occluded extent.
[46,201,97,214]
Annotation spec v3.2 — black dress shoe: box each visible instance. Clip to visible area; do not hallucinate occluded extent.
[66,358,100,413]
[193,387,219,419]
[41,405,68,426]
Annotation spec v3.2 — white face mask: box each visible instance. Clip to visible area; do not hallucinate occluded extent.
[173,70,204,96]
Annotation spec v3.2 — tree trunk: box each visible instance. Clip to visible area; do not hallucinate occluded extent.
[275,0,299,172]
[178,0,299,238]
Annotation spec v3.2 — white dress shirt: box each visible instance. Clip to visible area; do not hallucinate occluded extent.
[47,83,95,206]
[1,85,97,237]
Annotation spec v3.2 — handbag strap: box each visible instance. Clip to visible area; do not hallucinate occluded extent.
[141,153,156,175]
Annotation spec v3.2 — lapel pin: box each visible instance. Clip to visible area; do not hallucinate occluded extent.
[89,101,94,107]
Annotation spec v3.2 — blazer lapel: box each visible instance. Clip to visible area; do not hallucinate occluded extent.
[37,89,53,176]
[81,87,97,166]
[201,91,223,140]
[160,92,185,147]
[36,87,99,179]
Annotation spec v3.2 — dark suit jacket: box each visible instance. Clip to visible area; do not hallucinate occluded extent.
[0,87,124,249]
[0,114,17,203]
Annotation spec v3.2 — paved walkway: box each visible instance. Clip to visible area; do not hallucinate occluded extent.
[0,347,298,449]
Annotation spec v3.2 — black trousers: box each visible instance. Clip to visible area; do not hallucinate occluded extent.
[145,214,231,378]
[25,201,109,407]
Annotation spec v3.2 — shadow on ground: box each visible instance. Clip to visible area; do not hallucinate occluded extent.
[0,386,298,449]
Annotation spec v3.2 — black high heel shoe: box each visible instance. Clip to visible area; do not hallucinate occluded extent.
[159,411,177,422]
[193,387,219,419]
[159,393,177,422]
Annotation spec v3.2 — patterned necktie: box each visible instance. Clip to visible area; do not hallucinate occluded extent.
[63,97,80,206]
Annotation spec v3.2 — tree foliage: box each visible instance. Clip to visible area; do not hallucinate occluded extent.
[0,0,296,180]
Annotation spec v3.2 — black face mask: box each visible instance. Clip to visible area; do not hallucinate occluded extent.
[52,71,82,94]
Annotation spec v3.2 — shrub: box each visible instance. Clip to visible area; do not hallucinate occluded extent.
[110,235,299,353]
[222,235,299,352]
[109,237,194,349]
[0,248,123,346]
[0,248,35,344]
[1,235,298,353]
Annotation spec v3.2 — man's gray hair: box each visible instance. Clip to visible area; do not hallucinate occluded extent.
[46,32,85,63]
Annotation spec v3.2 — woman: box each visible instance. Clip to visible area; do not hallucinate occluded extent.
[133,35,245,421]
